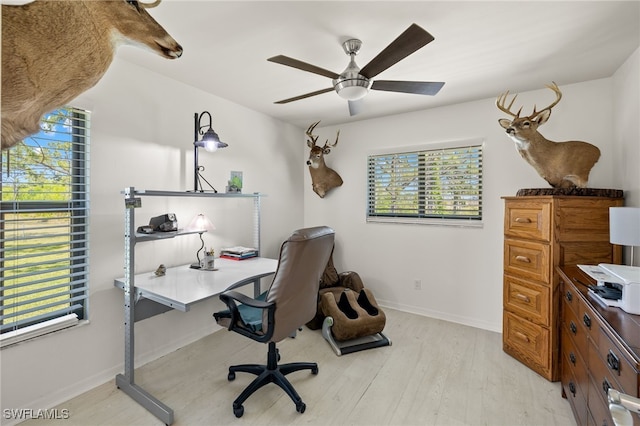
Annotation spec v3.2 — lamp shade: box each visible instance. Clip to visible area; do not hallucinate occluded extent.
[186,213,215,233]
[609,207,640,246]
[199,128,228,152]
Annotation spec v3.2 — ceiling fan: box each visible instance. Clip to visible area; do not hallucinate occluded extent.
[267,23,445,116]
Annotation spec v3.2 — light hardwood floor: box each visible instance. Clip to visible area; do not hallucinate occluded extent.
[22,309,575,425]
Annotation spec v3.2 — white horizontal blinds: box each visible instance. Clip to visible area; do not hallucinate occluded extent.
[367,144,482,220]
[1,107,90,334]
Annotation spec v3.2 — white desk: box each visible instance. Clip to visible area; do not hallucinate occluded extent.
[114,257,278,424]
[114,257,278,313]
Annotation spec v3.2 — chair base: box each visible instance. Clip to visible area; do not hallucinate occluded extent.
[227,341,317,418]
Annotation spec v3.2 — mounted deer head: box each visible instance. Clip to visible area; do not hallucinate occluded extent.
[1,0,183,149]
[496,82,600,188]
[306,121,343,198]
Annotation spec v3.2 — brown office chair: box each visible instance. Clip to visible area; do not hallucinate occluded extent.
[214,226,335,418]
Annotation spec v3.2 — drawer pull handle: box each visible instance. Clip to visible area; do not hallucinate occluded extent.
[602,378,611,395]
[515,217,532,224]
[569,352,576,365]
[607,350,621,375]
[515,255,531,263]
[565,291,573,302]
[568,381,576,397]
[516,293,531,303]
[582,314,591,329]
[514,331,530,343]
[569,321,577,335]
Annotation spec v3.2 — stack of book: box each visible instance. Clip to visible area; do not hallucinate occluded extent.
[220,246,258,260]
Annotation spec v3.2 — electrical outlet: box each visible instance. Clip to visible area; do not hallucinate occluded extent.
[414,279,422,290]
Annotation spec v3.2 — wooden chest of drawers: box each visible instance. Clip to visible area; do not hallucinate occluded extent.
[559,266,640,426]
[502,195,623,381]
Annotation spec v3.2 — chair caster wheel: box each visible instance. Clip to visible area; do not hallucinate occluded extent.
[233,404,244,418]
[296,402,306,413]
[311,366,319,375]
[228,371,235,381]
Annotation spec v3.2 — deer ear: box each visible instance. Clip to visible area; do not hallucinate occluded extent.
[307,140,314,148]
[498,118,512,129]
[534,110,551,125]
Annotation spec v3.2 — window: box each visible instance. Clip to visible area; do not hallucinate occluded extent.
[1,107,90,344]
[367,141,483,225]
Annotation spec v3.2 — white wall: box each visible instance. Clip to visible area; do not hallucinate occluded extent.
[0,58,305,419]
[304,78,622,332]
[612,47,640,264]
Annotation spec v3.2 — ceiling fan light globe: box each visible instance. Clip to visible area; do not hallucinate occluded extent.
[334,78,370,101]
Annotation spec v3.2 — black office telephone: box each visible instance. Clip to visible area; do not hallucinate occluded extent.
[148,213,178,232]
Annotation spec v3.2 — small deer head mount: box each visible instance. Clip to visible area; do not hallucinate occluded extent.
[496,82,600,188]
[305,121,343,198]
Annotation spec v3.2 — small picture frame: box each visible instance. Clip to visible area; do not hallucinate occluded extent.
[226,171,243,193]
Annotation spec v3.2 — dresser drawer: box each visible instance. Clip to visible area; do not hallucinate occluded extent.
[562,326,589,400]
[563,295,589,359]
[577,295,601,346]
[563,280,579,316]
[504,239,550,283]
[562,355,589,426]
[588,374,616,426]
[504,200,551,241]
[596,328,639,396]
[503,311,550,373]
[504,274,550,326]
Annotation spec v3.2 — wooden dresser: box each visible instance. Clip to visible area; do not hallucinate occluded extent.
[558,266,640,426]
[502,194,623,381]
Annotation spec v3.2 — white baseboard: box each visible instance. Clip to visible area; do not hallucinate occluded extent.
[377,298,501,333]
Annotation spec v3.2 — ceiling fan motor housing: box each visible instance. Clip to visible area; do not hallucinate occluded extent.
[334,38,370,100]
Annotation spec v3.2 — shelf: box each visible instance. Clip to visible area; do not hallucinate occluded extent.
[122,189,263,198]
[133,229,206,243]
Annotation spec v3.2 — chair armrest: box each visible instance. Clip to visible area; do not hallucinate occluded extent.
[217,290,275,343]
[220,290,271,309]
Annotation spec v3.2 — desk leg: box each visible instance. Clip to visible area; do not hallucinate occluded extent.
[116,374,174,425]
[253,279,261,298]
[119,190,174,425]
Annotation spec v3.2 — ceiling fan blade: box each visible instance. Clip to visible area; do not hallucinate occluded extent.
[360,24,435,79]
[274,87,334,104]
[268,55,340,79]
[348,99,364,116]
[371,80,445,96]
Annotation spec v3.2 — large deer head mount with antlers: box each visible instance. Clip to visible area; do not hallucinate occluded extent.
[1,0,182,149]
[306,121,343,198]
[496,82,600,189]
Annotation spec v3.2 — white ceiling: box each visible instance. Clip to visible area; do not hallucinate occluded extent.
[118,0,640,128]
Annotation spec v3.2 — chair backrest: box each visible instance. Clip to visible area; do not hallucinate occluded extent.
[264,226,335,342]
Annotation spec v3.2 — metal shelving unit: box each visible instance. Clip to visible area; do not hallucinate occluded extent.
[116,187,264,425]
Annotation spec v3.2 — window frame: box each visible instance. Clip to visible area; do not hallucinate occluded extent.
[1,107,90,345]
[366,139,484,227]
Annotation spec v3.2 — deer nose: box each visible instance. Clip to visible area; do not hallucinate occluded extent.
[506,128,515,135]
[306,160,311,165]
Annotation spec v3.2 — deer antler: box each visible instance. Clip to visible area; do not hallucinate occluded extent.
[306,121,320,146]
[531,82,562,116]
[141,0,162,9]
[323,130,340,149]
[496,90,523,118]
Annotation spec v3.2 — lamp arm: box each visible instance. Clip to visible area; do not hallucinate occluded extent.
[196,232,205,263]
